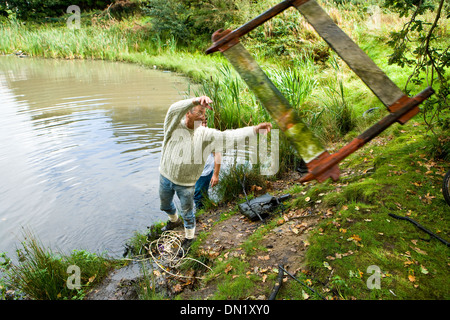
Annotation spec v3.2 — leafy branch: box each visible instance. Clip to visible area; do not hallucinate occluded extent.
[384,0,449,134]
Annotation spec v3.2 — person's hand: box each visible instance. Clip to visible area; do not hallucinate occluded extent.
[195,96,213,110]
[210,174,219,187]
[253,122,272,134]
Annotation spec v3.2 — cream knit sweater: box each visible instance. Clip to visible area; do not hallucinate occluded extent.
[159,98,256,186]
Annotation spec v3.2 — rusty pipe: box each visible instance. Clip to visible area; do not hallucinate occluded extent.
[206,0,309,54]
[300,86,434,182]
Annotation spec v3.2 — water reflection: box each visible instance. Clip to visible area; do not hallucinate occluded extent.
[0,56,192,258]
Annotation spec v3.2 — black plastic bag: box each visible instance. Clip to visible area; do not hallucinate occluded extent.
[238,193,290,221]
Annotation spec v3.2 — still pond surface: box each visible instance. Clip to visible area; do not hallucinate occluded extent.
[0,56,193,258]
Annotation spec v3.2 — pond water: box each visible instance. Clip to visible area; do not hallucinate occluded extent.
[0,56,194,259]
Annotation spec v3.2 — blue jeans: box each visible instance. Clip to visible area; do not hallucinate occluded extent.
[159,174,195,230]
[194,170,213,209]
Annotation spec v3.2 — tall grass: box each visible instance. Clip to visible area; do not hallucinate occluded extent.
[313,56,356,142]
[0,22,131,59]
[194,64,262,130]
[0,20,224,82]
[193,54,358,183]
[1,230,116,300]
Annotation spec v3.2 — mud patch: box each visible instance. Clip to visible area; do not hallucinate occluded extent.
[250,215,322,273]
[85,261,147,300]
[196,212,260,258]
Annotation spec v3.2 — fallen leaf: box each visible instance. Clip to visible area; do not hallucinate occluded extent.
[173,284,183,293]
[408,274,416,282]
[342,250,354,257]
[153,269,161,277]
[88,275,96,283]
[323,261,332,270]
[420,265,429,274]
[296,222,308,229]
[251,185,263,192]
[404,260,414,267]
[412,246,427,255]
[302,290,310,300]
[224,264,233,274]
[422,193,436,204]
[348,234,362,242]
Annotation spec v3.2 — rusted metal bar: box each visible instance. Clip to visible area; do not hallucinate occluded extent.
[207,0,421,125]
[293,0,408,114]
[299,86,434,182]
[206,0,305,54]
[220,42,337,169]
[214,40,340,181]
[206,0,435,183]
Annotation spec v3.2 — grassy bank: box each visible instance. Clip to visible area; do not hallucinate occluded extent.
[162,125,449,300]
[120,122,449,300]
[0,229,119,300]
[0,21,225,82]
[1,0,449,300]
[299,129,449,299]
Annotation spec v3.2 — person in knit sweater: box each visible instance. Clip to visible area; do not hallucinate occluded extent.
[158,95,272,252]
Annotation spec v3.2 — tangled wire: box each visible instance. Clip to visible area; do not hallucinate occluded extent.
[146,231,212,280]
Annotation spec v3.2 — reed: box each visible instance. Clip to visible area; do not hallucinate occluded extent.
[313,56,356,142]
[194,56,323,178]
[0,21,224,82]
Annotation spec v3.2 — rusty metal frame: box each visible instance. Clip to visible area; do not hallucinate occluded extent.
[206,0,434,183]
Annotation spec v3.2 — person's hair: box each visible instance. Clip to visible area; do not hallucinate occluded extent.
[189,105,206,115]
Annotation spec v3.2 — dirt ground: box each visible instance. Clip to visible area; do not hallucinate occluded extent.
[176,170,326,299]
[86,170,323,300]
